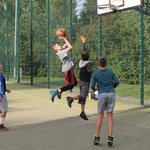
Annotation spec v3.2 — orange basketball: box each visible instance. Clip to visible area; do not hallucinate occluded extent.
[56,28,67,36]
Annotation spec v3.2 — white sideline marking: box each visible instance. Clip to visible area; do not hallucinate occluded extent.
[12,90,93,113]
[12,90,150,129]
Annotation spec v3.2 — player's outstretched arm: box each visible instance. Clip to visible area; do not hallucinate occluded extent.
[63,37,72,52]
[80,35,86,51]
[80,35,86,43]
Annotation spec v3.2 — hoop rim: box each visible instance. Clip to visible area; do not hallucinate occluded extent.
[97,4,121,10]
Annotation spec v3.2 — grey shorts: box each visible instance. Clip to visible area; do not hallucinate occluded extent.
[97,93,116,113]
[0,96,8,112]
[78,81,89,105]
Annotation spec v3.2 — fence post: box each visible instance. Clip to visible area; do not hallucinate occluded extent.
[69,0,72,50]
[139,12,144,105]
[5,0,9,80]
[17,0,20,83]
[69,0,72,92]
[30,0,33,85]
[14,0,19,79]
[47,0,50,88]
[98,16,102,57]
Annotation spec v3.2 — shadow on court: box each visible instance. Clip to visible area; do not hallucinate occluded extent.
[1,82,150,150]
[1,111,150,150]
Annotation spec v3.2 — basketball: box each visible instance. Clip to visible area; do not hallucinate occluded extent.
[56,28,67,37]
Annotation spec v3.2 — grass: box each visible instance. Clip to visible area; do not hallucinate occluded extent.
[20,76,150,100]
[116,84,150,100]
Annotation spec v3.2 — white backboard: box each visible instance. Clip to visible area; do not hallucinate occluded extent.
[97,0,144,15]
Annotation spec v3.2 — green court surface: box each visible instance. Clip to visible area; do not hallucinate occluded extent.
[1,82,150,150]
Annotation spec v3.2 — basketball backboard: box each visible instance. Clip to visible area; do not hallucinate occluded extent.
[97,0,144,15]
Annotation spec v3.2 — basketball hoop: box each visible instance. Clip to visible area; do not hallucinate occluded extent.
[97,4,120,13]
[110,4,120,11]
[97,0,143,16]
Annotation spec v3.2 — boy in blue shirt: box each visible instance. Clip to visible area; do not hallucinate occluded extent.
[0,63,11,131]
[91,57,119,146]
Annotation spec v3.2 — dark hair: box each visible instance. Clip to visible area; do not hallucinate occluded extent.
[98,57,107,67]
[81,50,89,60]
[51,42,57,50]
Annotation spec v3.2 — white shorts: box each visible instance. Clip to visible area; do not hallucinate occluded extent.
[0,96,8,112]
[97,93,116,113]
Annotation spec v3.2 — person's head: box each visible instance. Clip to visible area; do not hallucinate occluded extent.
[98,57,107,67]
[0,63,3,73]
[51,42,61,52]
[81,50,89,60]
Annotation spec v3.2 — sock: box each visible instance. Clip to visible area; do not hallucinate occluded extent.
[0,117,5,125]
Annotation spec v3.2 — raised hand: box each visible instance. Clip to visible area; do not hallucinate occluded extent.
[80,35,86,43]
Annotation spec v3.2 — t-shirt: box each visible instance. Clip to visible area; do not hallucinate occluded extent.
[0,74,4,97]
[56,45,74,72]
[91,68,119,94]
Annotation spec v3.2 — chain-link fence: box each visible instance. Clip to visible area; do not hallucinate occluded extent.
[0,0,150,104]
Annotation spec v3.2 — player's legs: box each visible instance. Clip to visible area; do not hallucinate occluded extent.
[78,82,89,120]
[66,81,89,120]
[96,112,104,137]
[61,83,76,92]
[50,68,77,102]
[106,92,116,147]
[81,103,84,112]
[106,92,115,136]
[107,112,113,136]
[0,96,9,131]
[94,112,104,145]
[94,93,107,145]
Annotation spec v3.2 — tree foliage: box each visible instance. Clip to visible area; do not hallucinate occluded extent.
[0,0,149,85]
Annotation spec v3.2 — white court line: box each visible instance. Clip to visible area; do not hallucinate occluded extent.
[12,90,150,129]
[12,90,93,113]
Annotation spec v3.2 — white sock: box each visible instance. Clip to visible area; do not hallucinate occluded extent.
[0,117,5,125]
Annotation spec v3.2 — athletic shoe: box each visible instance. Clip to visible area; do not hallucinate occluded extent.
[108,136,114,147]
[66,97,73,108]
[79,111,88,120]
[57,92,62,99]
[94,136,100,145]
[0,124,9,131]
[50,91,57,102]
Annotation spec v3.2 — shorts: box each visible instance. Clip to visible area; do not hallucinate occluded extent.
[78,81,89,105]
[97,93,115,113]
[0,96,8,112]
[64,68,77,85]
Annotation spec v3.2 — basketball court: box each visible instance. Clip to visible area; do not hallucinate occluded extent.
[0,82,150,150]
[1,0,150,150]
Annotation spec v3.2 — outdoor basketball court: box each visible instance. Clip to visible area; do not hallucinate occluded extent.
[0,82,150,150]
[0,1,150,149]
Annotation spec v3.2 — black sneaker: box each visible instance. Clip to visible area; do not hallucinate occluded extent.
[108,136,114,147]
[66,97,73,108]
[57,92,62,99]
[79,112,88,120]
[94,136,100,145]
